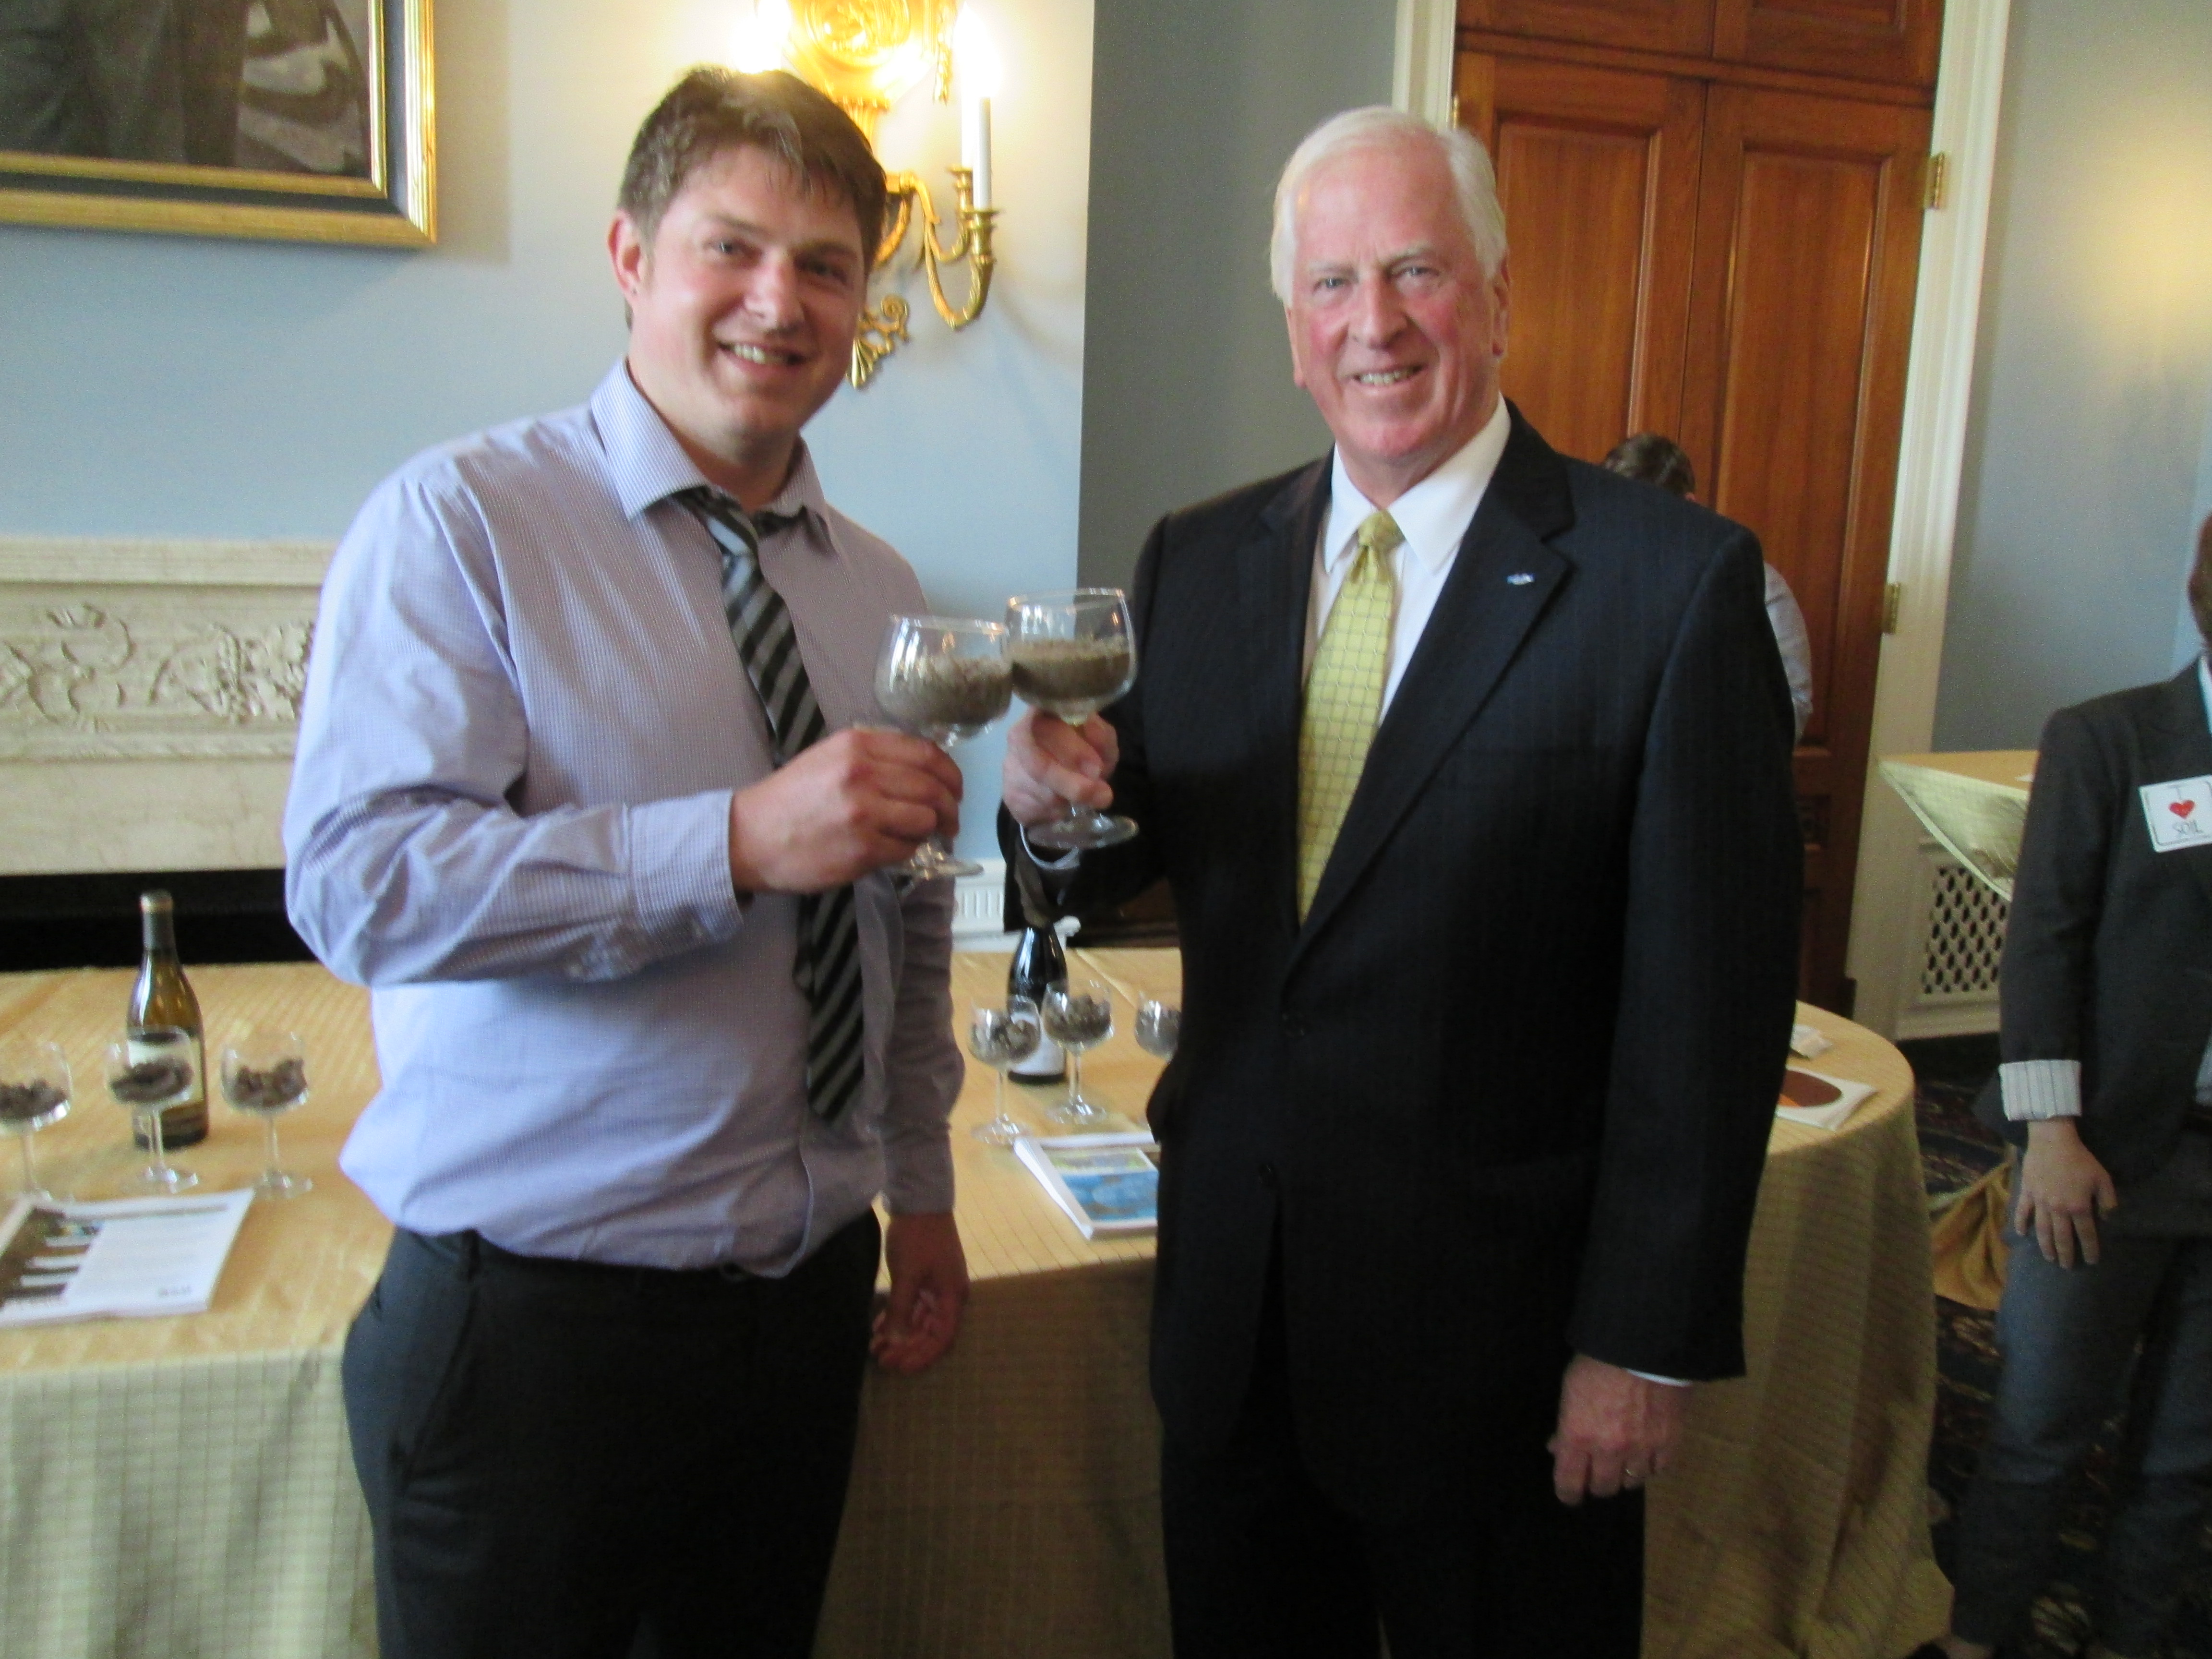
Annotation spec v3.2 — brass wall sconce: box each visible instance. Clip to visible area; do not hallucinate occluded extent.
[735,1,1001,387]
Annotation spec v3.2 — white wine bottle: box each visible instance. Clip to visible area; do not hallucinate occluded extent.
[129,890,208,1149]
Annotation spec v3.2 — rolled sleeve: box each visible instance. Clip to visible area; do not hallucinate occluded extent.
[2000,1058,2083,1120]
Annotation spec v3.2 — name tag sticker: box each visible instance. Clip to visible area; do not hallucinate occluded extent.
[2141,775,2212,852]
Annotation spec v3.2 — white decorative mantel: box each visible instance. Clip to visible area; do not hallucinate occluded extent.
[0,537,331,875]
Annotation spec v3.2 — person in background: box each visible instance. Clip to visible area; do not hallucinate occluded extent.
[1923,515,2212,1659]
[285,68,969,1659]
[1601,432,1815,744]
[1003,107,1800,1656]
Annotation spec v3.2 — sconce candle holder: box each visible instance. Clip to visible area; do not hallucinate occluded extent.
[855,167,997,385]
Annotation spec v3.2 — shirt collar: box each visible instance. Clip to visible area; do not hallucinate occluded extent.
[591,359,823,532]
[1321,397,1513,576]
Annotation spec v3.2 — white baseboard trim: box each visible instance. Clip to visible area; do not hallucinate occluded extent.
[951,858,1009,942]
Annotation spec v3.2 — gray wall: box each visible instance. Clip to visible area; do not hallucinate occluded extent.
[0,0,1095,860]
[1075,0,1397,589]
[1936,0,2212,746]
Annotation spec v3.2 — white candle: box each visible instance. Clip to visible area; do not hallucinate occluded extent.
[962,96,992,210]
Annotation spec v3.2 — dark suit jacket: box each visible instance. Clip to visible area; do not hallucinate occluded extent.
[1005,409,1801,1523]
[1984,667,2212,1184]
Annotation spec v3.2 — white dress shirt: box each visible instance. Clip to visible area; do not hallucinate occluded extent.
[1306,399,1513,701]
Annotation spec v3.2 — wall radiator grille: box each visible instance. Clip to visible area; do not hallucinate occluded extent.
[1918,859,2008,1000]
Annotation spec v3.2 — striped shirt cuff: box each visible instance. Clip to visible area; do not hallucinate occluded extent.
[2000,1059,2082,1120]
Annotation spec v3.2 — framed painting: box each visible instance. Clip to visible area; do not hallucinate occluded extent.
[0,0,433,246]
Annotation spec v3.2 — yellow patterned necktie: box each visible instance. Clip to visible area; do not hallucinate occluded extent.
[1298,510,1402,920]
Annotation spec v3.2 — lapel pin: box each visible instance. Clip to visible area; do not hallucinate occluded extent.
[1506,572,1534,586]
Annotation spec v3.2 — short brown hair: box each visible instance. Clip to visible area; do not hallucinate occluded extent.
[618,68,886,264]
[1601,433,1696,498]
[2192,513,2212,651]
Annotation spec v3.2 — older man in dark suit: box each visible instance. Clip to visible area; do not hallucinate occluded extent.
[1002,108,1800,1656]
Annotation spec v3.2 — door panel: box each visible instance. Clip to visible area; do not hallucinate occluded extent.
[1713,0,1942,90]
[1680,86,1930,1010]
[1456,56,1704,465]
[1457,0,1715,58]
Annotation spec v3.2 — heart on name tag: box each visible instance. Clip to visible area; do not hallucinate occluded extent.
[2142,776,2212,850]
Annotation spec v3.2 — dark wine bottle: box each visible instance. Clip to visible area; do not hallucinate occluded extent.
[129,890,208,1149]
[1007,915,1068,1082]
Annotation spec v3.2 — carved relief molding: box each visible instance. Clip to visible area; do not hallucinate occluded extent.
[0,537,332,761]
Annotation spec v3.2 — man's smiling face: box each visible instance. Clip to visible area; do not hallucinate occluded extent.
[1285,136,1510,506]
[611,142,866,505]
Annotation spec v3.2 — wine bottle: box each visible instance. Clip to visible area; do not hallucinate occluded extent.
[1006,914,1068,1082]
[129,890,208,1149]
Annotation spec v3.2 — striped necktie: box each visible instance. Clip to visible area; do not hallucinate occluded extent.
[1297,510,1402,921]
[682,487,866,1119]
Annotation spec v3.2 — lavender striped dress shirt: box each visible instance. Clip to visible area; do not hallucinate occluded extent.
[285,361,962,1273]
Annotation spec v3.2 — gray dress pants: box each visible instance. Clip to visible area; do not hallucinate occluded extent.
[1950,1129,2212,1655]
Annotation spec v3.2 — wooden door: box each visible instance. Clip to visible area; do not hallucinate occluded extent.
[1678,86,1930,1010]
[1458,0,1715,58]
[1455,55,1706,465]
[1712,0,1942,89]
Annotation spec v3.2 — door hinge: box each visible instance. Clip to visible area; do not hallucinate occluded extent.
[1924,152,1948,211]
[1883,582,1903,633]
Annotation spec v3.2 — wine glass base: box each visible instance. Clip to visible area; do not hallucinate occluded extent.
[1027,811,1140,853]
[970,1116,1024,1147]
[132,1164,199,1193]
[900,849,984,880]
[254,1170,311,1200]
[1047,1094,1110,1127]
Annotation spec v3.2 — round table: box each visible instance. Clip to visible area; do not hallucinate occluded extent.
[0,950,1942,1659]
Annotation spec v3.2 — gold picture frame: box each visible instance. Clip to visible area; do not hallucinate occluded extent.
[0,0,434,248]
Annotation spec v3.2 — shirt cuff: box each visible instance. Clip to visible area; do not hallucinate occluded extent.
[880,1134,956,1215]
[1627,1370,1692,1387]
[2001,1059,2082,1120]
[626,791,744,950]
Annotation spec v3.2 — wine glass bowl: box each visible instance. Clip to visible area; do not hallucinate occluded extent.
[967,998,1043,1147]
[220,1028,312,1199]
[1041,971,1116,1125]
[874,614,1013,880]
[104,1028,200,1193]
[0,1036,72,1201]
[1135,999,1181,1060]
[1005,589,1139,851]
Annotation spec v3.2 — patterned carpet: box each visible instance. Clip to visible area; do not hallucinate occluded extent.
[1906,1034,2212,1659]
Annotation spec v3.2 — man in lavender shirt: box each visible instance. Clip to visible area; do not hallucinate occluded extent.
[285,70,968,1659]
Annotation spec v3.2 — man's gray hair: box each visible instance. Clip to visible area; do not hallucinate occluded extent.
[1268,107,1508,304]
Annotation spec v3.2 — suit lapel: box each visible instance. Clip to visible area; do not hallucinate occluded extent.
[1290,411,1577,961]
[1237,461,1329,935]
[2142,664,2212,912]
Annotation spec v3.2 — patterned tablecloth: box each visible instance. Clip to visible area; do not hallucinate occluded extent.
[0,950,1943,1659]
[1880,750,2039,902]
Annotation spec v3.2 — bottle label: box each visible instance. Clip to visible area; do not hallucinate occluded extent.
[125,1032,209,1147]
[1010,1033,1066,1080]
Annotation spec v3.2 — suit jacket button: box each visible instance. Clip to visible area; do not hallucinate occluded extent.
[1257,1161,1279,1191]
[1280,1013,1306,1039]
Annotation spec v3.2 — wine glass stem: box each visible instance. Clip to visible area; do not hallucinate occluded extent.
[16,1135,34,1193]
[264,1117,282,1181]
[146,1109,169,1176]
[1070,1046,1085,1108]
[994,1068,1009,1125]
